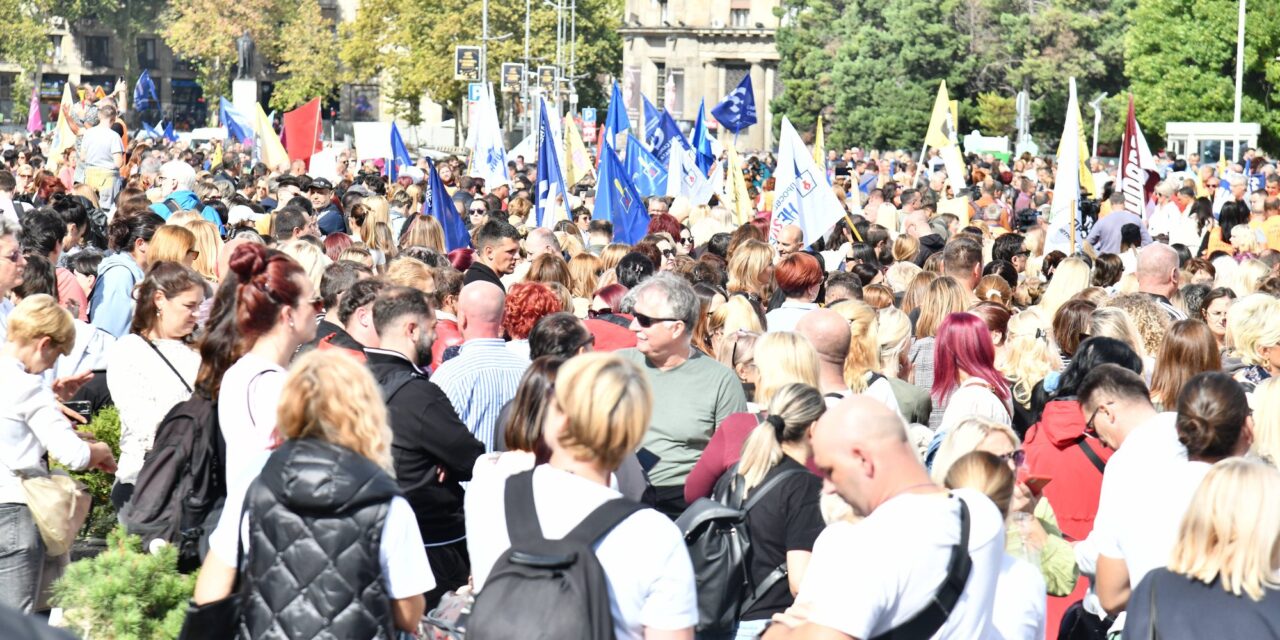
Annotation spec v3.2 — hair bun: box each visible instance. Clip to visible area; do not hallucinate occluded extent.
[228,242,268,282]
[1177,414,1212,451]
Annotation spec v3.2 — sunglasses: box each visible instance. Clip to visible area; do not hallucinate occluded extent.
[633,311,681,328]
[660,249,675,258]
[998,450,1026,467]
[587,307,611,318]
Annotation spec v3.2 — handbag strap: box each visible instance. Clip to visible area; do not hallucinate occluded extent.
[869,496,972,640]
[1147,572,1159,640]
[1078,439,1107,474]
[144,338,193,394]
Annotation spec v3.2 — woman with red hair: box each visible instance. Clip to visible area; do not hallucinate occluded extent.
[647,212,683,241]
[323,232,354,262]
[927,312,1013,463]
[503,282,562,360]
[764,252,823,332]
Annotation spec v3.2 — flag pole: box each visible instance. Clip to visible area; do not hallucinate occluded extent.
[1070,199,1077,255]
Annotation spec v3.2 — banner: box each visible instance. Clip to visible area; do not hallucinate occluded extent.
[219,97,255,144]
[624,132,667,197]
[253,104,289,171]
[710,75,757,134]
[771,116,852,247]
[455,46,481,81]
[563,114,594,187]
[1118,95,1159,219]
[282,98,323,165]
[925,81,957,149]
[25,88,41,134]
[723,144,753,225]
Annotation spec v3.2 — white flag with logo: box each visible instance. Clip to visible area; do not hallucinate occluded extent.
[770,117,849,247]
[667,145,714,205]
[469,84,510,188]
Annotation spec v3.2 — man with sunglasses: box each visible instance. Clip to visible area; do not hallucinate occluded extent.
[618,273,747,519]
[1075,364,1180,623]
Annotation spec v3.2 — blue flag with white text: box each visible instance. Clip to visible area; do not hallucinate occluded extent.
[425,158,471,251]
[710,75,757,134]
[651,110,690,167]
[691,100,715,175]
[624,133,667,197]
[595,139,650,244]
[642,96,661,146]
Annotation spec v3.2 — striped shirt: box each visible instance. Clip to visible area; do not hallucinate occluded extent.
[431,338,528,451]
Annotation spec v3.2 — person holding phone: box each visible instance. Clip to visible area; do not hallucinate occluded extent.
[0,295,116,614]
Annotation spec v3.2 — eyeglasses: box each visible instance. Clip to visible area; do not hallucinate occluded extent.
[1084,403,1109,437]
[587,307,611,318]
[633,311,681,328]
[470,208,487,215]
[0,251,22,264]
[660,249,675,258]
[997,450,1026,467]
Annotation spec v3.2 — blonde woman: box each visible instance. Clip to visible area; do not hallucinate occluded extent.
[398,214,446,254]
[465,353,697,639]
[908,276,968,392]
[899,270,938,317]
[367,221,398,271]
[1036,257,1091,320]
[686,331,819,502]
[828,300,899,408]
[719,384,826,637]
[1105,293,1171,359]
[0,296,116,613]
[358,195,391,245]
[146,224,197,269]
[568,253,602,317]
[708,295,764,355]
[1233,258,1269,296]
[384,256,435,293]
[1000,308,1059,415]
[1123,458,1280,637]
[181,219,224,282]
[193,351,431,637]
[276,238,332,291]
[876,307,932,426]
[1250,378,1280,466]
[943,452,1048,640]
[726,240,774,310]
[714,330,760,405]
[934,419,1077,599]
[884,260,921,293]
[339,245,375,269]
[1228,293,1280,389]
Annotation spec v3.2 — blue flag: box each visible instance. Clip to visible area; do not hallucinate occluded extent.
[604,83,630,142]
[163,120,177,143]
[536,99,570,228]
[691,99,715,175]
[425,158,471,251]
[651,110,690,167]
[595,139,650,244]
[710,75,757,134]
[141,121,161,140]
[624,133,667,197]
[134,70,159,113]
[219,98,254,143]
[642,96,661,145]
[390,123,412,181]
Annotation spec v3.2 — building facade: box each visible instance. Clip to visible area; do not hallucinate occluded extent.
[618,0,780,152]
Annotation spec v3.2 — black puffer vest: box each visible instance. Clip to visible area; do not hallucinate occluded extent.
[237,438,402,640]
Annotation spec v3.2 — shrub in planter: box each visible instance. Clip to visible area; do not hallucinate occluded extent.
[52,406,121,539]
[52,527,194,639]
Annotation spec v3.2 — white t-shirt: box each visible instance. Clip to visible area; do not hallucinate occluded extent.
[938,379,1012,435]
[209,450,434,599]
[992,553,1047,640]
[465,463,698,640]
[106,335,200,484]
[217,353,287,499]
[825,375,903,422]
[1085,412,1189,589]
[796,489,1005,639]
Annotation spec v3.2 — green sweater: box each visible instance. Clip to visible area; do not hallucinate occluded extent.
[619,348,748,487]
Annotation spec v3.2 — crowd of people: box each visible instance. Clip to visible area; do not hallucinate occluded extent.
[0,90,1278,640]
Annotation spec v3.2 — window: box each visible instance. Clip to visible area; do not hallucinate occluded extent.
[657,0,669,23]
[730,9,749,27]
[48,35,63,62]
[655,62,667,109]
[137,38,157,70]
[724,66,749,96]
[83,35,110,67]
[0,74,13,122]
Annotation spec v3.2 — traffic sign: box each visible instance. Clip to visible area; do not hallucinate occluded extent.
[468,82,484,102]
[581,107,597,124]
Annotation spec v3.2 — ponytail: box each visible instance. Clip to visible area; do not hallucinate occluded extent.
[737,383,826,493]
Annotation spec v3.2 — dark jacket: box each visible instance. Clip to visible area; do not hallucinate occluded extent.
[316,203,347,236]
[298,319,365,358]
[365,348,485,543]
[239,438,400,640]
[914,233,946,266]
[463,262,505,291]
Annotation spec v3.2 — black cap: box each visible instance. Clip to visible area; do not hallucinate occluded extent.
[309,177,333,191]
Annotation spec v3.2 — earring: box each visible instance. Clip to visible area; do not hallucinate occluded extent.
[289,318,295,329]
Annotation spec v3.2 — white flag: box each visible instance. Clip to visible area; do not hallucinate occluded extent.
[770,117,848,247]
[469,84,510,188]
[1047,78,1086,253]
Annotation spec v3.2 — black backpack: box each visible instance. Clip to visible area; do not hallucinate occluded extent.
[674,464,804,633]
[468,469,644,640]
[120,392,225,573]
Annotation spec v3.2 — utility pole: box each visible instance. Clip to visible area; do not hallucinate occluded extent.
[1233,0,1246,162]
[568,0,577,116]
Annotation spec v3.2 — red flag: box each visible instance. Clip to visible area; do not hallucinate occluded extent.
[282,98,323,167]
[1119,96,1159,218]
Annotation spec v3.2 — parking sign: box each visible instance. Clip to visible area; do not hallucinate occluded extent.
[581,107,597,124]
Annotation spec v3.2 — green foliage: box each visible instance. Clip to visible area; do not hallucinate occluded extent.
[772,0,844,140]
[0,0,49,108]
[269,0,341,112]
[342,0,622,119]
[160,0,297,103]
[975,92,1017,139]
[52,527,194,640]
[1126,0,1280,150]
[52,406,120,539]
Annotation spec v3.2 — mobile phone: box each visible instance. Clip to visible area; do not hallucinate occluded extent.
[65,400,92,423]
[1025,475,1052,494]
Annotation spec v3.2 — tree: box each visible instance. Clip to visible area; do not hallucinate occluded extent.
[270,0,341,111]
[975,92,1016,138]
[771,0,845,141]
[0,0,51,121]
[1126,0,1280,150]
[160,0,291,103]
[341,0,622,123]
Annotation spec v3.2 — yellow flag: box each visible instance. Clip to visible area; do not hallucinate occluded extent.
[925,82,954,149]
[813,115,825,170]
[724,144,752,225]
[253,103,290,171]
[563,114,593,186]
[49,83,77,170]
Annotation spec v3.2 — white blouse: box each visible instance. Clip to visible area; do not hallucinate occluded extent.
[0,357,90,504]
[106,334,201,484]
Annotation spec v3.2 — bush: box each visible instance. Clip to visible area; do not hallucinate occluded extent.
[51,406,121,539]
[52,527,194,639]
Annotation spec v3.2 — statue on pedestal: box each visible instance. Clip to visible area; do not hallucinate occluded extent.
[236,31,255,80]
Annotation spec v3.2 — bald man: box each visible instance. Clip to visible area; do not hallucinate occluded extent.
[430,281,529,450]
[797,309,903,417]
[1135,243,1187,320]
[776,224,804,259]
[763,397,1006,640]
